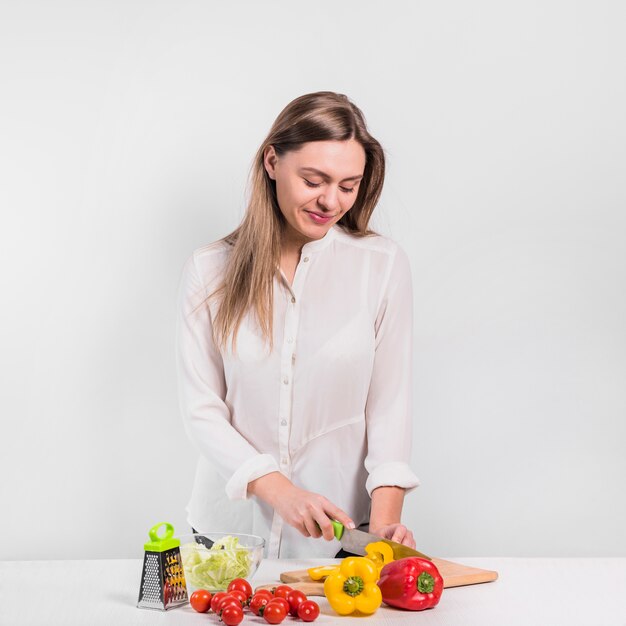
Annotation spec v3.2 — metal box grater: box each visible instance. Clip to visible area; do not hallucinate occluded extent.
[137,522,188,611]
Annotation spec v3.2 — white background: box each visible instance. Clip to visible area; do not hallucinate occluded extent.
[1,0,624,560]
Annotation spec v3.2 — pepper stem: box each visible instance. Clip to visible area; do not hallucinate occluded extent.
[343,576,364,597]
[417,571,435,594]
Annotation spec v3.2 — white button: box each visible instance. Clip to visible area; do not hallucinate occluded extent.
[281,458,288,465]
[287,338,293,344]
[283,377,289,385]
[291,296,296,304]
[303,257,309,262]
[281,419,287,426]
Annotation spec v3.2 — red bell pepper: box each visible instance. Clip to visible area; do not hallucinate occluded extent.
[377,557,444,611]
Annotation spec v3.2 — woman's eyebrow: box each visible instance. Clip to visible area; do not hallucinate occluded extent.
[299,167,363,182]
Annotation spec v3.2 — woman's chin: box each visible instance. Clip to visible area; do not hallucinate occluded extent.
[282,213,335,246]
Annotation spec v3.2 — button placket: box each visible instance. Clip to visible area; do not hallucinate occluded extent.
[278,317,295,469]
[277,253,311,472]
[271,253,313,557]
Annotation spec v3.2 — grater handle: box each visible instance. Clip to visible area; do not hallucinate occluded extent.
[149,522,174,543]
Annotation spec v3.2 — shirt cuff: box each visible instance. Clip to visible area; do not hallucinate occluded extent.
[225,453,281,501]
[365,461,420,497]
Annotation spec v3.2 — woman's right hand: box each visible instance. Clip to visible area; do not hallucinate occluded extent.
[248,472,355,540]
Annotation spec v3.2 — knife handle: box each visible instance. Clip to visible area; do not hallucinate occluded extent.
[313,520,345,539]
[331,520,344,540]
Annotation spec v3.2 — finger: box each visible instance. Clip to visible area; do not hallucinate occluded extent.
[312,522,326,539]
[391,525,407,544]
[304,516,322,539]
[297,522,312,538]
[303,510,323,539]
[313,513,335,541]
[398,528,415,548]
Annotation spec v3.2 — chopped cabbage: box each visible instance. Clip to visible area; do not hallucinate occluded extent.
[181,535,251,590]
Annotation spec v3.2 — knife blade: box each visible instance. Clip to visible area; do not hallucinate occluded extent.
[331,520,431,561]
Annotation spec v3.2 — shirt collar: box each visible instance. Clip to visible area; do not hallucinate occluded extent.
[300,224,338,254]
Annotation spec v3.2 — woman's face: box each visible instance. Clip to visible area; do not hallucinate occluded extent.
[264,139,366,249]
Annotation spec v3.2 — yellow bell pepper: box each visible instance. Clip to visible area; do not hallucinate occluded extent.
[323,556,382,615]
[365,541,395,573]
[307,565,339,580]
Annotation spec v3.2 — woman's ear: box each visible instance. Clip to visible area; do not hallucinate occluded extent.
[263,145,277,180]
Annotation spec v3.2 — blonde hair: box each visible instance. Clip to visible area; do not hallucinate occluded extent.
[211,91,386,351]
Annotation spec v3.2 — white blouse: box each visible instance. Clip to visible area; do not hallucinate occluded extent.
[175,225,420,559]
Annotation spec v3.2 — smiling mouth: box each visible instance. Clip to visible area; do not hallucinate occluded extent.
[304,210,336,219]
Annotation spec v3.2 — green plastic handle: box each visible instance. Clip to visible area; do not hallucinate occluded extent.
[149,522,174,542]
[143,522,179,552]
[331,520,345,540]
[313,520,345,539]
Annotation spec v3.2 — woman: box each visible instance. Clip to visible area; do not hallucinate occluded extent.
[176,91,420,559]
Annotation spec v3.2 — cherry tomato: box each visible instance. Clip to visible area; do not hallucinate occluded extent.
[263,599,288,624]
[268,596,289,613]
[221,604,244,626]
[286,589,307,617]
[228,588,248,607]
[189,589,212,613]
[250,593,271,616]
[210,591,229,613]
[228,577,253,601]
[253,588,274,599]
[217,595,242,614]
[298,599,320,622]
[272,584,293,600]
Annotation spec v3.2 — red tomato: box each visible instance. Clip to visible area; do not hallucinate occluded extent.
[221,604,244,626]
[268,597,289,613]
[217,595,242,614]
[189,589,212,613]
[250,593,271,616]
[263,599,288,624]
[228,589,248,607]
[286,589,307,617]
[298,599,320,622]
[253,588,274,599]
[228,577,253,601]
[210,591,229,613]
[272,584,293,600]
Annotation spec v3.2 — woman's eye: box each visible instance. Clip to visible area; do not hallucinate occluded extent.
[304,179,355,194]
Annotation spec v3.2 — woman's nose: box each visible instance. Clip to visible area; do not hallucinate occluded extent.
[318,186,340,212]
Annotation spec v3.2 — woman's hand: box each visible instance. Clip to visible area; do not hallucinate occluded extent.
[248,472,355,540]
[275,484,355,540]
[369,523,416,549]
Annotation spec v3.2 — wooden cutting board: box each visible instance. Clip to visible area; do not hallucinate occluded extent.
[255,558,498,596]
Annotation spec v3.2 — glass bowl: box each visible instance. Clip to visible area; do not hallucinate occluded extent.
[178,532,265,592]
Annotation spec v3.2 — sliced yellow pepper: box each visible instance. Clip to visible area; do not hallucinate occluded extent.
[323,556,382,615]
[365,541,395,572]
[307,565,339,580]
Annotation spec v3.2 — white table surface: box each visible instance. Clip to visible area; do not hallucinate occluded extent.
[0,557,625,626]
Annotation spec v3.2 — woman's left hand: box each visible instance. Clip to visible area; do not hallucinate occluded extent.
[369,523,416,549]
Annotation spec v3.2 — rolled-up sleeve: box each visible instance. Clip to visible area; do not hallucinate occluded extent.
[364,245,420,496]
[175,253,280,500]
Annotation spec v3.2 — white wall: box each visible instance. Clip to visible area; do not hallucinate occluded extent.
[1,0,624,560]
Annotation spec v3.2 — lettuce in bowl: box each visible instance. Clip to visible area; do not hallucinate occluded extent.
[179,532,264,591]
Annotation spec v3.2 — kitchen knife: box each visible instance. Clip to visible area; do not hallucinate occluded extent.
[330,520,431,561]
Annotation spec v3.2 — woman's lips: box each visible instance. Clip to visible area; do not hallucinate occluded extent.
[305,210,334,225]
